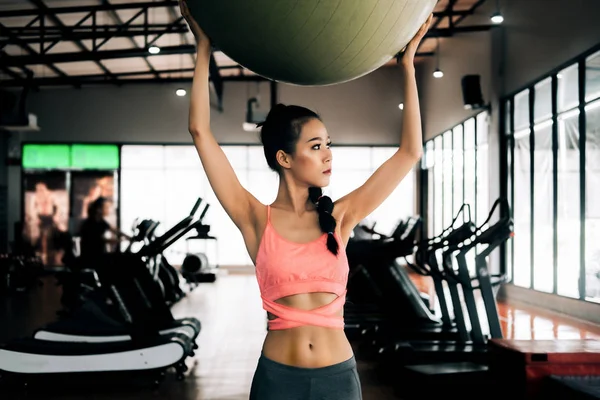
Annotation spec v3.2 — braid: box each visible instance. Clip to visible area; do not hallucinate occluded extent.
[308,187,339,256]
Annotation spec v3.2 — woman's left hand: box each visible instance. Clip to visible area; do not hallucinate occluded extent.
[401,13,433,68]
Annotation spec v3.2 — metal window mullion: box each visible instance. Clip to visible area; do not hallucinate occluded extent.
[578,60,587,300]
[529,87,535,290]
[551,74,559,295]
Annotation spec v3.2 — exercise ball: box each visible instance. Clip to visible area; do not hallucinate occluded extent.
[188,0,436,86]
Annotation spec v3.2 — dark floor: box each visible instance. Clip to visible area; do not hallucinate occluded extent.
[0,272,397,400]
[2,270,600,399]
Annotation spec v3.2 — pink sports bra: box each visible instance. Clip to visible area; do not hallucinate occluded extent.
[255,205,349,330]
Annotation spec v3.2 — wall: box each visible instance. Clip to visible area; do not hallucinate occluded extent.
[21,67,404,145]
[418,31,493,142]
[500,0,600,97]
[6,67,406,246]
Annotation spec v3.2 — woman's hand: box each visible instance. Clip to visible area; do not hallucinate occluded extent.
[401,13,433,69]
[179,0,211,49]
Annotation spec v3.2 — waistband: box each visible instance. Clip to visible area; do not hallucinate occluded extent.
[257,353,357,377]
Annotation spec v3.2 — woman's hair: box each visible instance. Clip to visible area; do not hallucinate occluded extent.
[87,196,106,218]
[258,104,339,256]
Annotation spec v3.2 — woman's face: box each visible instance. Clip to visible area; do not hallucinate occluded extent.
[102,202,111,217]
[286,118,333,188]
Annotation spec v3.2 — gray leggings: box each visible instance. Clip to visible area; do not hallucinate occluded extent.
[249,354,362,400]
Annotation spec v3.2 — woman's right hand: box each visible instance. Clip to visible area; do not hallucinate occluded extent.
[179,0,211,49]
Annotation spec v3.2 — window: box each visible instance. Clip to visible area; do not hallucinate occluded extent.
[503,44,600,304]
[586,51,600,103]
[120,145,413,266]
[558,64,579,113]
[443,132,454,227]
[453,125,464,219]
[514,90,530,131]
[534,78,552,123]
[532,120,554,293]
[512,129,531,288]
[585,100,600,303]
[424,111,489,237]
[557,109,581,298]
[476,112,489,227]
[434,135,444,235]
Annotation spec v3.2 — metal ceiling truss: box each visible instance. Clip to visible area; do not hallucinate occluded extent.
[1,0,492,89]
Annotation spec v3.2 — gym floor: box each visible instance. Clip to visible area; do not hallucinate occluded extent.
[1,271,599,400]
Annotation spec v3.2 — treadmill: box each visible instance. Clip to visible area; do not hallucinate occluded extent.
[375,199,513,372]
[344,217,454,342]
[0,252,194,384]
[30,199,204,347]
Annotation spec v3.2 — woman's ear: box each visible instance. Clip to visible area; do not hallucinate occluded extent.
[276,149,292,170]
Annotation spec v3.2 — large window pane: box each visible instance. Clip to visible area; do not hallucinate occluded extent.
[434,136,444,235]
[372,147,415,234]
[534,78,552,123]
[506,135,514,282]
[476,112,489,227]
[558,64,579,113]
[121,145,165,168]
[585,100,600,302]
[464,120,476,217]
[120,168,167,238]
[586,51,600,103]
[443,132,454,228]
[513,130,531,288]
[453,125,464,219]
[427,160,435,237]
[557,110,581,298]
[514,90,530,131]
[464,119,477,274]
[533,120,554,293]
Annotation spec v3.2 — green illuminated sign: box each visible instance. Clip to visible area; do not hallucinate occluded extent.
[71,144,119,169]
[22,144,70,169]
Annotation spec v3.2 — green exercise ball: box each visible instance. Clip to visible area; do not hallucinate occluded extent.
[188,0,436,86]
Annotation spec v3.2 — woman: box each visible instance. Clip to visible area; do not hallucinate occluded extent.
[180,2,431,398]
[79,197,130,261]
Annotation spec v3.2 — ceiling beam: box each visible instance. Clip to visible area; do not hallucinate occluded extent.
[99,0,160,79]
[0,1,177,18]
[425,25,494,38]
[0,23,80,87]
[4,28,188,43]
[0,74,268,88]
[2,44,196,66]
[28,0,119,85]
[3,44,435,67]
[0,2,475,19]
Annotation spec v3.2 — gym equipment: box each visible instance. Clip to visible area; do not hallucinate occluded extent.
[188,0,437,86]
[30,199,204,349]
[344,216,467,347]
[0,253,44,295]
[371,199,513,395]
[181,202,219,285]
[0,252,194,387]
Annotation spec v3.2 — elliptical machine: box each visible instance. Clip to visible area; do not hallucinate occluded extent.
[29,199,204,350]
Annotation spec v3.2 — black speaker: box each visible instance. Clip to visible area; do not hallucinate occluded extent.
[461,75,485,110]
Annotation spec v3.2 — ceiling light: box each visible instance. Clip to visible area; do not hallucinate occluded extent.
[148,45,160,54]
[176,89,186,97]
[398,103,404,110]
[490,12,504,24]
[433,69,444,78]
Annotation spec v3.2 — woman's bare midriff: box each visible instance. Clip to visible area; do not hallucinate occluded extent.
[261,292,354,368]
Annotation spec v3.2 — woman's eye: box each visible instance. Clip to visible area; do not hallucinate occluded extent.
[312,144,321,150]
[326,142,332,148]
